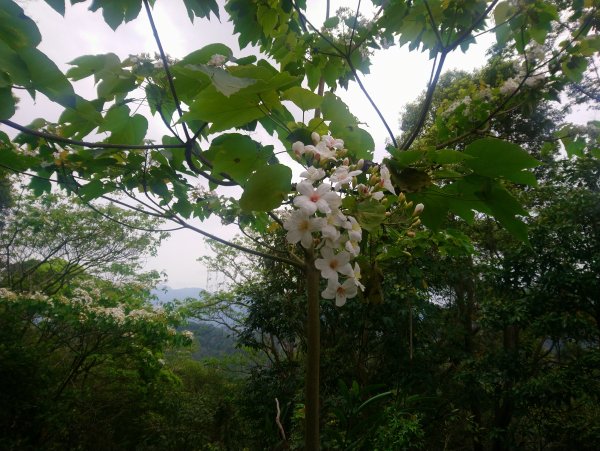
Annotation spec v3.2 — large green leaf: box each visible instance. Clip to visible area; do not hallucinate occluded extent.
[182,0,219,22]
[66,53,121,82]
[179,43,233,66]
[464,138,540,185]
[183,87,266,132]
[282,86,323,111]
[321,92,358,127]
[204,134,273,184]
[19,47,75,108]
[0,87,15,119]
[356,199,387,232]
[98,105,148,145]
[0,0,42,50]
[193,65,256,97]
[239,164,291,211]
[0,40,30,86]
[89,0,143,31]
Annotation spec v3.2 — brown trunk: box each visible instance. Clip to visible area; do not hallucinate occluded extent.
[305,250,320,450]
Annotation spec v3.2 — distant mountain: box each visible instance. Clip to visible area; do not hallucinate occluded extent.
[151,286,205,304]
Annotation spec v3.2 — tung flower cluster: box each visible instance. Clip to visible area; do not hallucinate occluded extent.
[284,133,396,307]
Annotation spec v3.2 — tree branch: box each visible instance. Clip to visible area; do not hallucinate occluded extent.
[143,0,190,141]
[0,119,186,150]
[400,51,447,150]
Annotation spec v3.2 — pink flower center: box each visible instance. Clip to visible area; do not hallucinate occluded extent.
[329,259,339,270]
[310,193,320,202]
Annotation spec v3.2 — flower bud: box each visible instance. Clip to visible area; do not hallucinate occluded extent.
[413,203,424,216]
[292,141,305,157]
[398,192,406,203]
[356,159,364,169]
[406,230,416,238]
[343,157,350,166]
[311,132,320,145]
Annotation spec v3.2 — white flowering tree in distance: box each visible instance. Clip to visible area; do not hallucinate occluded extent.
[0,0,598,447]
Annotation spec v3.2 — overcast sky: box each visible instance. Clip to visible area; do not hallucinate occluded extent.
[7,1,597,289]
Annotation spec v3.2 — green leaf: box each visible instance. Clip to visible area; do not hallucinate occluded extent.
[182,0,220,22]
[0,40,30,86]
[464,138,540,185]
[19,47,75,108]
[321,93,358,127]
[0,0,41,50]
[561,56,587,83]
[89,0,143,30]
[183,87,266,132]
[323,16,340,29]
[98,105,148,145]
[77,179,108,201]
[356,199,387,232]
[0,87,15,119]
[240,164,291,211]
[29,176,52,196]
[479,180,529,242]
[332,125,375,160]
[193,65,256,97]
[204,134,273,184]
[43,0,65,15]
[281,86,323,111]
[392,150,424,167]
[145,84,176,123]
[407,186,451,230]
[66,53,121,82]
[561,136,586,158]
[179,43,233,66]
[432,149,472,164]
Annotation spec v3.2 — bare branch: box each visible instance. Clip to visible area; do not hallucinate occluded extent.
[0,119,186,150]
[143,0,191,141]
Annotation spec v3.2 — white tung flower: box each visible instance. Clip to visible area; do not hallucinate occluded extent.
[330,165,362,191]
[344,239,360,256]
[349,262,365,291]
[300,166,326,183]
[313,141,337,161]
[500,77,519,95]
[322,277,358,307]
[207,54,227,66]
[379,164,396,195]
[284,210,325,248]
[292,141,306,157]
[321,134,344,150]
[315,247,353,281]
[413,203,424,216]
[294,181,341,215]
[344,216,362,242]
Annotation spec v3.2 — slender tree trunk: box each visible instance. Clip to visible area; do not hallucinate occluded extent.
[305,249,320,450]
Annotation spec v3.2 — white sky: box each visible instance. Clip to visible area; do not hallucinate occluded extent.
[6,0,597,289]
